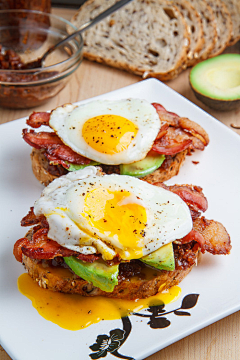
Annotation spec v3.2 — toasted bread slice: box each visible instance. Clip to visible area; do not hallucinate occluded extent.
[30,148,188,186]
[22,252,198,299]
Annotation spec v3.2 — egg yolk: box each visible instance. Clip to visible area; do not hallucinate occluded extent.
[82,114,138,154]
[82,188,147,259]
[18,273,181,331]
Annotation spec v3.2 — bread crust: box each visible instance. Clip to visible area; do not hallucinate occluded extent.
[22,254,197,299]
[30,148,188,186]
[31,148,58,186]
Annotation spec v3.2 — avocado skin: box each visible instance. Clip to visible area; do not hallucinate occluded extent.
[190,54,240,111]
[120,152,165,178]
[141,242,175,271]
[64,256,119,292]
[191,87,240,111]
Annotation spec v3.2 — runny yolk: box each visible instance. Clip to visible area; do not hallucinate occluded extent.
[82,188,147,259]
[82,114,138,154]
[18,273,181,331]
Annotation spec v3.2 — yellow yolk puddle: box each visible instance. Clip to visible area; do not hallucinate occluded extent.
[83,188,147,259]
[18,273,181,331]
[82,114,138,154]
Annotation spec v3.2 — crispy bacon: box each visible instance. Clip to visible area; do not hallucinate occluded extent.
[21,207,48,228]
[26,112,50,128]
[13,237,29,262]
[152,139,192,155]
[176,217,231,255]
[45,154,70,169]
[23,129,62,149]
[23,129,91,165]
[151,102,209,155]
[179,230,205,250]
[193,217,231,255]
[153,183,208,213]
[19,228,100,262]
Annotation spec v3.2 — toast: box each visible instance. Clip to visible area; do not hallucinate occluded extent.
[22,252,197,299]
[30,148,188,186]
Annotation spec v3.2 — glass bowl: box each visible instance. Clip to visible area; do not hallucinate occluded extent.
[0,9,83,109]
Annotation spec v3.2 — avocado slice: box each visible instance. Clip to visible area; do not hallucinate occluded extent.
[120,152,165,178]
[64,256,119,292]
[66,161,100,172]
[190,54,240,111]
[140,242,175,271]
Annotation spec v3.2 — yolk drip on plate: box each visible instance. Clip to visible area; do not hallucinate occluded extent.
[18,273,181,331]
[82,114,138,154]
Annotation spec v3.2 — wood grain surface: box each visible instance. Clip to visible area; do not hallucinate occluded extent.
[0,7,239,360]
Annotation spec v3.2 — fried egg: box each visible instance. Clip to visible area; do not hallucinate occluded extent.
[34,167,192,261]
[49,99,161,165]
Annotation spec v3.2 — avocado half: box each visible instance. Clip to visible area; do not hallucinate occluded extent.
[190,54,240,111]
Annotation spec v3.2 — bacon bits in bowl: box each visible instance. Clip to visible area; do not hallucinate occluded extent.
[0,10,83,109]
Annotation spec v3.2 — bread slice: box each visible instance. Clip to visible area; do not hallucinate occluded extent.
[22,252,198,299]
[170,0,204,65]
[30,148,188,187]
[69,0,190,81]
[186,0,217,64]
[221,0,240,45]
[208,0,233,57]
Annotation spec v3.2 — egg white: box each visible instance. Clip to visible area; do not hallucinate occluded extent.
[34,167,192,261]
[49,99,161,165]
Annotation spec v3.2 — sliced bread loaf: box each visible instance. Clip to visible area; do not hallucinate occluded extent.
[186,0,217,63]
[208,0,233,57]
[170,0,204,65]
[69,0,190,81]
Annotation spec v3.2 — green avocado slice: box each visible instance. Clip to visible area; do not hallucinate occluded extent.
[64,256,119,292]
[120,152,165,178]
[190,54,240,111]
[140,242,175,271]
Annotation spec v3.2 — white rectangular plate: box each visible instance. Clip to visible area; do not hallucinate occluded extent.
[1,79,240,360]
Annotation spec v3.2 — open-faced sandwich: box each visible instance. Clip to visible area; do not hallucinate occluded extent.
[22,98,209,186]
[13,167,231,299]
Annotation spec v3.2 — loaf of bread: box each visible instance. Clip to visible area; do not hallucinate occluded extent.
[69,0,239,80]
[69,0,190,81]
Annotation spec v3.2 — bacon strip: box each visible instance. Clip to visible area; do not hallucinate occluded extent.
[26,112,50,128]
[153,183,208,213]
[151,102,209,154]
[21,207,48,228]
[193,217,231,255]
[23,129,91,165]
[152,139,192,155]
[18,228,100,262]
[180,230,205,250]
[176,217,231,255]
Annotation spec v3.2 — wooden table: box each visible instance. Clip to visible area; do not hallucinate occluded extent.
[0,7,240,360]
